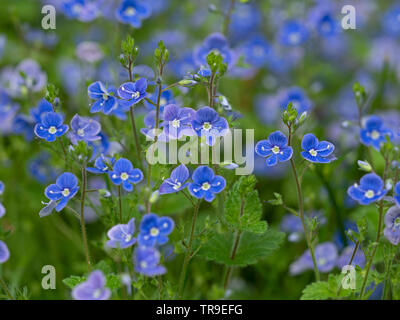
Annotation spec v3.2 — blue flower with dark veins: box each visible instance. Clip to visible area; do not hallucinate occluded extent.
[279,20,309,46]
[301,133,335,163]
[108,158,143,192]
[34,112,69,142]
[138,213,174,247]
[68,114,101,144]
[117,78,147,108]
[88,81,119,115]
[384,206,400,245]
[162,104,195,139]
[45,172,79,212]
[72,270,111,300]
[134,246,166,276]
[192,107,229,146]
[106,218,137,249]
[140,110,168,142]
[360,115,393,151]
[0,240,10,264]
[255,131,293,166]
[115,0,151,28]
[347,173,387,205]
[159,164,189,194]
[394,182,400,207]
[188,166,225,202]
[87,155,115,174]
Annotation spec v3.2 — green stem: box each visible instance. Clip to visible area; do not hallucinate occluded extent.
[117,185,123,223]
[0,277,14,300]
[80,166,91,271]
[178,200,201,299]
[222,0,235,36]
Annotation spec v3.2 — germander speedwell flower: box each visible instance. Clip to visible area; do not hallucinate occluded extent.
[138,213,174,247]
[72,270,111,300]
[301,133,335,163]
[255,131,293,166]
[108,158,143,192]
[188,166,225,202]
[159,164,189,194]
[45,172,79,212]
[347,173,387,205]
[106,218,137,249]
[34,112,69,142]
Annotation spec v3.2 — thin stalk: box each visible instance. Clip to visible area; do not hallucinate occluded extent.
[336,241,359,297]
[0,277,14,300]
[222,0,235,36]
[80,166,91,271]
[178,200,201,299]
[117,185,123,223]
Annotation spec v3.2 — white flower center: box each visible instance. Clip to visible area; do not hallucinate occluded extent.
[289,32,300,44]
[160,98,167,106]
[173,181,181,190]
[309,149,317,157]
[62,188,70,197]
[172,119,180,128]
[370,130,380,140]
[202,122,212,131]
[102,94,108,100]
[365,190,375,199]
[121,172,129,181]
[77,128,85,136]
[125,7,136,16]
[150,227,159,236]
[394,217,400,227]
[140,261,148,269]
[318,258,327,266]
[48,126,57,134]
[93,289,102,299]
[131,91,140,99]
[272,146,280,154]
[125,234,132,242]
[201,182,211,191]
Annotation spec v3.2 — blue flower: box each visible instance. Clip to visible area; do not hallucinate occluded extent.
[34,112,69,142]
[308,4,341,38]
[144,88,174,113]
[27,152,59,184]
[188,166,225,202]
[31,99,53,122]
[140,110,168,142]
[394,182,400,207]
[193,33,237,69]
[255,131,293,166]
[192,107,229,146]
[162,104,195,139]
[68,114,101,144]
[106,218,137,249]
[115,0,151,28]
[72,270,111,300]
[0,240,10,264]
[383,206,400,245]
[159,164,189,194]
[138,213,174,247]
[279,20,309,46]
[278,87,312,115]
[45,172,79,212]
[382,4,400,37]
[88,81,119,115]
[0,181,4,218]
[108,158,143,192]
[87,155,115,174]
[347,173,387,205]
[290,242,338,275]
[229,3,261,41]
[360,115,393,151]
[0,181,4,195]
[15,59,47,93]
[301,133,335,163]
[337,245,366,269]
[241,34,271,68]
[117,78,147,108]
[134,246,166,276]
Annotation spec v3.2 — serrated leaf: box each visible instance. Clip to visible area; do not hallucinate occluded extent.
[62,275,85,289]
[198,229,284,267]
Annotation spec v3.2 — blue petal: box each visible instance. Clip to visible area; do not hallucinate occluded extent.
[301,133,318,151]
[45,184,62,200]
[255,140,272,157]
[268,131,288,147]
[192,166,214,184]
[113,158,133,175]
[277,146,293,162]
[210,176,226,193]
[360,173,384,193]
[128,168,144,184]
[56,172,78,189]
[316,141,334,157]
[158,216,174,235]
[194,107,218,123]
[170,164,189,183]
[55,196,69,212]
[122,181,133,192]
[88,81,106,99]
[266,154,278,166]
[188,182,205,199]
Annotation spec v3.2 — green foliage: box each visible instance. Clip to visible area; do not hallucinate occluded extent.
[225,175,267,233]
[198,228,285,267]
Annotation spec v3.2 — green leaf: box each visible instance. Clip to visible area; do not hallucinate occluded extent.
[198,229,284,267]
[62,275,85,289]
[225,175,267,233]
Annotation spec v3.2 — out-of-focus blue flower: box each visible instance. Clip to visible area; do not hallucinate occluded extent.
[290,242,338,275]
[301,133,335,163]
[192,107,229,146]
[31,99,54,122]
[108,158,143,192]
[34,112,69,142]
[14,59,47,94]
[280,211,326,242]
[241,34,271,68]
[360,115,393,151]
[279,20,309,46]
[255,131,293,166]
[347,173,387,205]
[117,78,147,108]
[76,41,103,63]
[0,181,4,218]
[169,51,195,78]
[87,155,115,174]
[161,104,195,139]
[45,172,79,212]
[61,0,101,22]
[134,246,166,276]
[115,0,151,28]
[229,3,261,41]
[0,240,9,263]
[384,206,400,245]
[188,166,225,202]
[336,245,366,269]
[308,3,341,38]
[28,152,59,184]
[72,270,111,300]
[144,88,174,113]
[159,164,189,194]
[88,81,119,115]
[88,132,113,160]
[140,110,168,142]
[193,33,237,69]
[138,213,174,247]
[106,217,137,248]
[277,87,312,115]
[68,114,101,144]
[382,4,400,37]
[0,89,19,135]
[394,182,400,207]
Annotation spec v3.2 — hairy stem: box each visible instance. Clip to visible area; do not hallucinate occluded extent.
[117,185,123,223]
[80,166,91,271]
